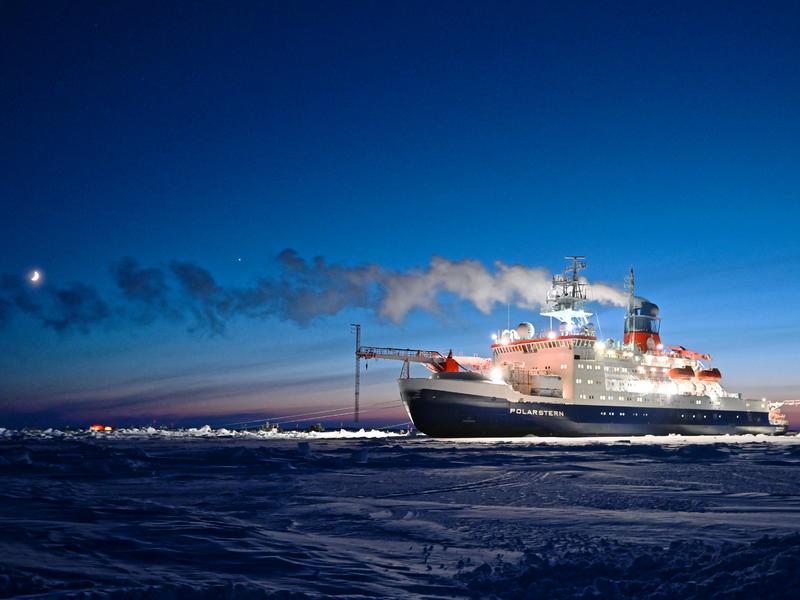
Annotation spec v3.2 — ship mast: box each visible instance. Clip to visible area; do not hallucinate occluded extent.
[625,267,635,312]
[540,255,593,332]
[567,255,586,303]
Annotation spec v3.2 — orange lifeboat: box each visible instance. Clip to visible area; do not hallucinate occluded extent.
[89,424,114,432]
[697,368,722,382]
[667,366,695,380]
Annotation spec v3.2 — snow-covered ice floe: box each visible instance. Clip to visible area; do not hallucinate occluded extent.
[0,425,403,440]
[2,430,800,597]
[2,425,798,444]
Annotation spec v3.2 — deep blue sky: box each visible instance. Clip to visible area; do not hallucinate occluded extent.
[2,1,799,428]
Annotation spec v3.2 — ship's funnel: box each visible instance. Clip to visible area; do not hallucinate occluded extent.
[624,296,662,351]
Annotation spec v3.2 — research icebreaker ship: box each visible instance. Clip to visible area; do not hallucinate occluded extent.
[376,257,785,437]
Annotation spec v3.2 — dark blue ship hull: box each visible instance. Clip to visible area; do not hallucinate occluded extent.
[401,388,781,437]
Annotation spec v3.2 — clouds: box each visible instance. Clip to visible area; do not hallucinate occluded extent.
[270,249,385,322]
[0,274,111,334]
[168,261,227,334]
[43,283,110,333]
[170,261,220,299]
[0,251,628,334]
[113,257,171,306]
[0,296,12,327]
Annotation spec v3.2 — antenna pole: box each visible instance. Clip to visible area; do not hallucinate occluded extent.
[627,267,635,308]
[624,268,635,342]
[351,323,361,423]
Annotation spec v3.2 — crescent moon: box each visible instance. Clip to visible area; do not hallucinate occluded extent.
[30,270,40,282]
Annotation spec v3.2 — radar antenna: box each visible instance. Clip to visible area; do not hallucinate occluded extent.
[565,255,587,303]
[541,255,594,331]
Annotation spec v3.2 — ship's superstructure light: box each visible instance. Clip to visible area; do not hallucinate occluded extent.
[490,368,504,382]
[632,380,654,394]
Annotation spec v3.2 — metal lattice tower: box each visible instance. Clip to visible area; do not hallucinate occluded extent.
[351,324,361,423]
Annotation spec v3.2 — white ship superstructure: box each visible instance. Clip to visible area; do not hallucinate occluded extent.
[488,258,764,422]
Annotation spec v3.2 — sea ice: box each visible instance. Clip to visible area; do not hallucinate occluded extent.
[1,432,799,597]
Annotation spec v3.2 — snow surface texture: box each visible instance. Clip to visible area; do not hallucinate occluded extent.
[1,433,799,598]
[0,425,404,440]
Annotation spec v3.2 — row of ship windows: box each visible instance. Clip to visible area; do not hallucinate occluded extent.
[577,387,705,406]
[579,363,632,373]
[682,413,740,419]
[577,363,627,372]
[496,339,596,354]
[595,412,742,420]
[551,363,631,373]
[578,394,645,402]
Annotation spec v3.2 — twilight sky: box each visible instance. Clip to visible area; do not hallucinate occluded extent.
[2,1,799,428]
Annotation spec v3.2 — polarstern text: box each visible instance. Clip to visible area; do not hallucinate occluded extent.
[510,408,566,417]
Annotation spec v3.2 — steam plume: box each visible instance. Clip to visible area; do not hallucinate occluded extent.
[0,251,628,334]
